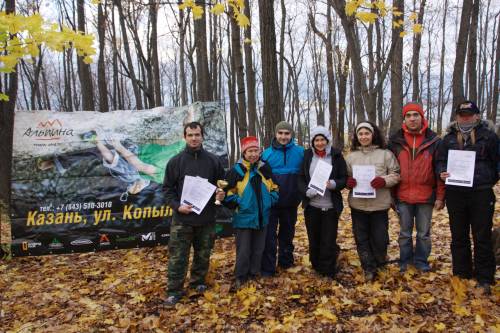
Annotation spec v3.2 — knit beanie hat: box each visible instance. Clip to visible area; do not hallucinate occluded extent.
[403,102,424,118]
[240,136,259,153]
[275,121,293,134]
[310,126,331,146]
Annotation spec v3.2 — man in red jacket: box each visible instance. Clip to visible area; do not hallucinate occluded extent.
[388,102,445,272]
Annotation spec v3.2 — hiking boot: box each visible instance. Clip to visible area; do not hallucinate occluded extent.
[364,271,376,282]
[477,282,491,295]
[163,295,181,308]
[194,284,208,293]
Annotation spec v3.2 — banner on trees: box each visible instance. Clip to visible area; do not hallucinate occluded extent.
[10,102,230,256]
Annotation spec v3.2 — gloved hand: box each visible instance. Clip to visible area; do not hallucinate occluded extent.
[326,179,336,190]
[306,188,318,198]
[370,176,386,189]
[346,177,357,189]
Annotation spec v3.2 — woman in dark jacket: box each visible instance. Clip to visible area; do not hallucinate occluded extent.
[298,126,347,278]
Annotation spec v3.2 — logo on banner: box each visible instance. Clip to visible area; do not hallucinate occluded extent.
[70,239,93,246]
[160,233,170,239]
[99,234,111,246]
[48,238,64,249]
[23,119,74,141]
[21,241,42,251]
[115,236,136,243]
[141,232,156,241]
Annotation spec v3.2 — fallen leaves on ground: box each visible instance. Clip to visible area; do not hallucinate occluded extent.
[1,186,499,332]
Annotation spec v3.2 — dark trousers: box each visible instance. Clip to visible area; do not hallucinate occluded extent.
[167,219,215,297]
[304,206,340,277]
[351,208,389,273]
[446,189,495,284]
[235,226,268,280]
[261,207,298,274]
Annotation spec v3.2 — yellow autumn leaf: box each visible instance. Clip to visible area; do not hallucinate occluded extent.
[192,5,204,19]
[379,312,391,322]
[288,294,301,299]
[412,23,423,33]
[475,314,485,326]
[434,323,446,331]
[0,93,9,101]
[355,12,378,24]
[408,12,418,21]
[345,1,360,16]
[399,31,407,37]
[314,307,338,322]
[211,3,225,15]
[235,13,250,28]
[393,10,403,17]
[243,38,252,44]
[452,305,471,317]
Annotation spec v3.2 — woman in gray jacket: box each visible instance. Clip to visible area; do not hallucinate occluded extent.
[345,121,400,282]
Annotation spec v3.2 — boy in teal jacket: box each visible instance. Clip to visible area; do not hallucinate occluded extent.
[225,136,279,288]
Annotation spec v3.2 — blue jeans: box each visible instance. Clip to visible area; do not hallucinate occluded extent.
[261,207,298,274]
[397,203,433,270]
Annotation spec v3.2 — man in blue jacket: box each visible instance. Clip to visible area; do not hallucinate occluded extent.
[261,121,304,276]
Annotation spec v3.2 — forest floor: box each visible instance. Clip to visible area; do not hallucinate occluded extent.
[1,186,499,332]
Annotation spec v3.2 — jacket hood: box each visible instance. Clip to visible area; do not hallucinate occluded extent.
[446,119,495,134]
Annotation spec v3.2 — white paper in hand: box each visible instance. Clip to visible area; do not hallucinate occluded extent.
[308,159,332,196]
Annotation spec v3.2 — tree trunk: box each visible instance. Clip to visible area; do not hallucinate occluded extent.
[76,0,95,110]
[230,6,248,139]
[412,0,426,101]
[258,0,282,145]
[437,0,448,135]
[178,7,188,106]
[451,0,473,119]
[150,0,162,107]
[115,0,143,109]
[390,0,404,135]
[194,0,212,101]
[279,0,286,107]
[244,0,257,136]
[97,1,109,112]
[0,0,17,209]
[466,0,479,103]
[489,14,500,122]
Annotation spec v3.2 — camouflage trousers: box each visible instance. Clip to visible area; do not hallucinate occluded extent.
[167,219,216,297]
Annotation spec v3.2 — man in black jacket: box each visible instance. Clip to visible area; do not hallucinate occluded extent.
[436,101,499,294]
[162,122,225,306]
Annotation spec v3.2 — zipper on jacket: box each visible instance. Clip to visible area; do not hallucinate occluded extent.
[283,147,287,166]
[412,135,416,160]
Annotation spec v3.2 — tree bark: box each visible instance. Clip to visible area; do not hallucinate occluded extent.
[194,0,212,101]
[230,6,248,139]
[258,0,282,145]
[0,0,17,205]
[244,0,257,136]
[489,14,500,122]
[412,0,426,101]
[466,0,479,103]
[150,0,162,107]
[97,1,109,112]
[451,0,473,119]
[390,0,404,135]
[76,0,95,110]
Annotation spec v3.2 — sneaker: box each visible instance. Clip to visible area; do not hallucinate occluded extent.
[194,284,208,293]
[415,263,431,272]
[477,282,491,295]
[163,295,181,307]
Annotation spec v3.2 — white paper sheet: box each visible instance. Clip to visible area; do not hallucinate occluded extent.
[352,165,376,198]
[180,176,217,214]
[445,150,476,187]
[308,159,332,196]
